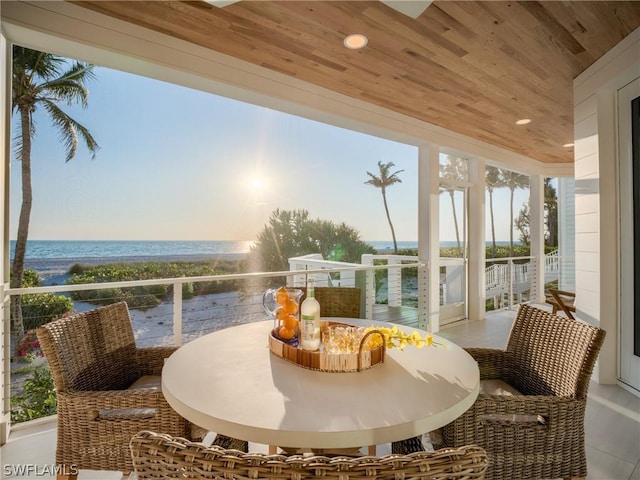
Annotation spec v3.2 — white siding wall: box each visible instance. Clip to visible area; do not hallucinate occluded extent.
[573,27,640,384]
[574,99,601,323]
[558,177,575,290]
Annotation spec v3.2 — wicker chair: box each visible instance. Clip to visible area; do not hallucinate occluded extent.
[441,304,606,480]
[303,286,362,318]
[36,302,243,477]
[130,431,488,480]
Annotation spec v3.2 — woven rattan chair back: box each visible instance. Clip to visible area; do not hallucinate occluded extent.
[36,302,192,475]
[37,301,138,392]
[131,431,488,480]
[302,287,362,318]
[505,303,606,398]
[442,304,606,480]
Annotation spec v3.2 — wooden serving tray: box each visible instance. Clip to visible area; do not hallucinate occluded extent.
[268,322,385,372]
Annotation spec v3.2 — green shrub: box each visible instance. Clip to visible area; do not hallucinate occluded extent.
[66,260,242,309]
[248,209,376,275]
[21,269,41,287]
[22,293,73,330]
[11,365,57,423]
[182,282,194,300]
[14,269,73,330]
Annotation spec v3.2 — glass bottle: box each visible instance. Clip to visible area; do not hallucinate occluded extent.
[300,277,321,351]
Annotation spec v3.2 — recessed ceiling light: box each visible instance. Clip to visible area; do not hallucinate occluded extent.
[563,143,575,148]
[515,118,531,125]
[344,33,368,50]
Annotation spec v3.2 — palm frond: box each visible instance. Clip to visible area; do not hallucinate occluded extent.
[41,100,99,161]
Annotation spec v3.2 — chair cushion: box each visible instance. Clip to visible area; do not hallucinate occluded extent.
[127,375,161,391]
[479,379,523,396]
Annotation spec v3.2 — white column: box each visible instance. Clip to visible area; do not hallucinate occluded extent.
[1,31,10,444]
[418,145,440,332]
[467,158,485,321]
[530,175,545,303]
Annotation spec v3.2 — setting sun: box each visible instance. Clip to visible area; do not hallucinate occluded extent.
[250,176,264,190]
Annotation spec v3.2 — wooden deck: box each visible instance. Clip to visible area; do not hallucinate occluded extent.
[372,305,419,328]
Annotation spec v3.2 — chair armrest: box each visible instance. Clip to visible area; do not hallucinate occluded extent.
[473,393,581,428]
[61,388,176,422]
[135,346,178,375]
[477,413,546,427]
[464,348,512,380]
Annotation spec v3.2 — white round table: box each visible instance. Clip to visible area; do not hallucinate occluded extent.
[162,319,479,449]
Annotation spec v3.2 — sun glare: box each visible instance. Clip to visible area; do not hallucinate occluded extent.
[243,172,270,206]
[250,177,264,190]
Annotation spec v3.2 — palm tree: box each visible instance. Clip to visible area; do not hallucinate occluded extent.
[440,155,467,254]
[11,46,99,352]
[501,169,529,257]
[512,179,559,248]
[485,166,504,257]
[544,178,558,247]
[364,161,404,253]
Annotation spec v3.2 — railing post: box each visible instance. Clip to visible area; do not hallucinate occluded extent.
[173,281,183,347]
[289,260,307,288]
[362,255,375,320]
[508,259,514,309]
[417,261,429,330]
[387,257,401,307]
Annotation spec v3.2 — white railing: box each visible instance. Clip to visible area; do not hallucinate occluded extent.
[485,256,537,310]
[6,262,422,347]
[289,250,570,317]
[6,262,424,427]
[288,254,358,288]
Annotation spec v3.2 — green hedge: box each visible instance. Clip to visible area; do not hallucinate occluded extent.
[22,293,73,330]
[65,260,242,309]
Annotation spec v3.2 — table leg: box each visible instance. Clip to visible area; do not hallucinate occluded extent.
[367,445,376,456]
[268,445,278,454]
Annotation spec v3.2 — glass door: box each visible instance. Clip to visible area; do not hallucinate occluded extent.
[439,185,467,325]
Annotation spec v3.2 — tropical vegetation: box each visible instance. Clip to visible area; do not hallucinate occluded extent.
[247,209,376,276]
[11,46,99,353]
[10,365,56,423]
[66,259,243,308]
[20,269,73,331]
[515,178,558,246]
[440,155,468,253]
[365,161,404,254]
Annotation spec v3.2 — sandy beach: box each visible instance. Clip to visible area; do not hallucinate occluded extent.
[125,290,268,347]
[21,252,262,347]
[25,253,247,286]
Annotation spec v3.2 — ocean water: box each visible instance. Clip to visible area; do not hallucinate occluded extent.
[10,239,515,278]
[9,240,255,259]
[9,239,521,261]
[8,240,415,278]
[10,240,258,280]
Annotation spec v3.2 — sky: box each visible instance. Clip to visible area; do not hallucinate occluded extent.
[10,63,530,243]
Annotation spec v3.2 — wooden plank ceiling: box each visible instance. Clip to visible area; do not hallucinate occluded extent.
[74,1,640,164]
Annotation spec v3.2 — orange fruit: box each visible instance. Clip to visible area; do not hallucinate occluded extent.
[275,287,289,305]
[283,314,298,330]
[274,306,287,321]
[284,299,299,315]
[278,325,295,340]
